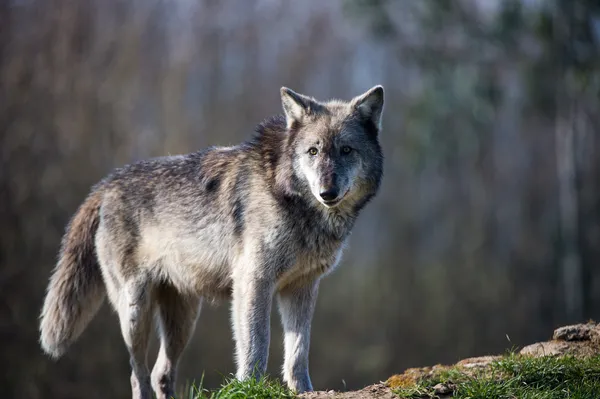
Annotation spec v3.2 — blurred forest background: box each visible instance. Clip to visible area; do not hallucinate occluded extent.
[1,0,600,398]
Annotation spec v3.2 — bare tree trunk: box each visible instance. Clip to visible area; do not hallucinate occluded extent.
[554,0,583,322]
[555,103,583,321]
[575,104,594,319]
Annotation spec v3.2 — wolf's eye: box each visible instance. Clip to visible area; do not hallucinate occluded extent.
[341,146,353,155]
[308,147,318,156]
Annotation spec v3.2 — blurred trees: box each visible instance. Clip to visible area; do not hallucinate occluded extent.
[347,0,600,320]
[547,0,600,321]
[1,0,599,398]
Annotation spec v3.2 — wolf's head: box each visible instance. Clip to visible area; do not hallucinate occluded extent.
[280,86,384,210]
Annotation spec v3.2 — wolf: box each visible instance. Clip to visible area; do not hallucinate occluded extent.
[39,85,384,398]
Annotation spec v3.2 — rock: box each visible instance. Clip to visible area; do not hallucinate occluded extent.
[553,323,598,342]
[457,355,502,369]
[433,382,455,395]
[520,341,571,356]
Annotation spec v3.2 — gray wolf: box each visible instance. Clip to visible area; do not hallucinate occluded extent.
[39,85,385,398]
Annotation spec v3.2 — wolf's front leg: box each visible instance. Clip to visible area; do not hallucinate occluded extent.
[277,279,319,393]
[231,275,275,381]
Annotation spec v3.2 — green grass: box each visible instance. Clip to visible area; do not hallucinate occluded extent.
[177,354,600,398]
[181,374,296,399]
[393,354,600,399]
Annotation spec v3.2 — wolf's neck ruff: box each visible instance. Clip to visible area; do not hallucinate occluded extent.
[39,85,384,398]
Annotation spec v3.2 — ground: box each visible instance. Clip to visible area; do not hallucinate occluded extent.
[298,322,600,399]
[300,383,395,399]
[189,322,600,398]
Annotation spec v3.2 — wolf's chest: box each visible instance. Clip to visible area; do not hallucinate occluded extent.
[275,233,345,289]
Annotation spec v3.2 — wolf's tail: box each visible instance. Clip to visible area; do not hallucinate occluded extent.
[40,187,106,358]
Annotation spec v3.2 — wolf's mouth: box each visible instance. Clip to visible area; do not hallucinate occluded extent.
[321,190,349,207]
[323,199,341,206]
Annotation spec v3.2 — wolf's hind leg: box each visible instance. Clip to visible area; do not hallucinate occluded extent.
[118,279,154,399]
[151,284,202,399]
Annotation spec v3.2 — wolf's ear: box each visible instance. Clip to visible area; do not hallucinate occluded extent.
[280,87,313,128]
[352,85,384,130]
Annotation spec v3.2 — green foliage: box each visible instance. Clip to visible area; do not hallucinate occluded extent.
[347,0,600,161]
[495,0,525,45]
[342,0,397,38]
[403,67,497,170]
[183,374,296,399]
[394,354,600,399]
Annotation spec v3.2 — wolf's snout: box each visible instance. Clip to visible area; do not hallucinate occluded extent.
[319,188,339,202]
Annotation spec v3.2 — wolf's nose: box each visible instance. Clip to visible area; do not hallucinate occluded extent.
[319,188,339,202]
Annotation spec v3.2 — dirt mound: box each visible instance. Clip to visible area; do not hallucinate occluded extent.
[300,322,600,399]
[520,321,600,358]
[301,383,395,399]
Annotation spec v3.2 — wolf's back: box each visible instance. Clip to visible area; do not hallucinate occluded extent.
[39,187,106,358]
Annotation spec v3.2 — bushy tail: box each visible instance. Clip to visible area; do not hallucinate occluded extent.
[40,188,106,358]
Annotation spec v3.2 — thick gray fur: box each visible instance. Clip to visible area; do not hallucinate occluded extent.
[39,86,385,398]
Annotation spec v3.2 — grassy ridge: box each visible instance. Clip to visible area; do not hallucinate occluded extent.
[392,353,600,399]
[181,353,600,398]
